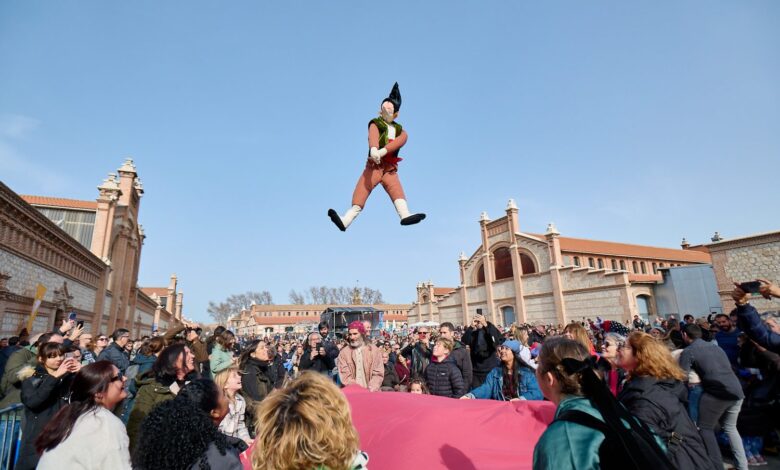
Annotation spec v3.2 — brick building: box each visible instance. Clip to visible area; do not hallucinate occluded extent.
[229,303,411,337]
[0,158,183,337]
[698,230,780,314]
[410,199,712,327]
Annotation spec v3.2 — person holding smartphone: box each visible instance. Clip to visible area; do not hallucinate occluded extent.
[732,279,780,353]
[462,314,502,389]
[17,342,81,469]
[298,332,335,375]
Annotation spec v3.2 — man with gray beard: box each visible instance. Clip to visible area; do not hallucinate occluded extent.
[336,321,384,392]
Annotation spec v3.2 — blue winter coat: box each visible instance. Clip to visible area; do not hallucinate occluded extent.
[465,364,543,401]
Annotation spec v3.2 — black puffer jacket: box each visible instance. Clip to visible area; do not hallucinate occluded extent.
[619,376,717,470]
[424,356,466,398]
[18,366,75,470]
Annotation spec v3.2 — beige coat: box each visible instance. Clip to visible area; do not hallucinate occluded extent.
[337,344,384,392]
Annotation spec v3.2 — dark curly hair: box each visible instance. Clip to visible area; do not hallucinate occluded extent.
[131,379,230,470]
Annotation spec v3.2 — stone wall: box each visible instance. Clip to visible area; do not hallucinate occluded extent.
[563,288,626,323]
[1,249,97,311]
[708,233,780,313]
[517,237,550,271]
[524,296,557,324]
[522,273,552,295]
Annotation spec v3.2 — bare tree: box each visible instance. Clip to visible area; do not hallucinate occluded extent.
[289,289,306,304]
[295,286,384,305]
[362,287,384,304]
[207,301,233,325]
[208,290,274,325]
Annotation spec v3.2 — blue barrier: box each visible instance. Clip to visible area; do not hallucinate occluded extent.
[0,404,22,470]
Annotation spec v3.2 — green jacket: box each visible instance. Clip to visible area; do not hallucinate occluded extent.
[209,346,233,378]
[369,117,403,149]
[533,396,666,470]
[533,396,609,470]
[0,346,36,408]
[126,375,176,451]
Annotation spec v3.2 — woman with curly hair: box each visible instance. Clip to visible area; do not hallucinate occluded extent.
[132,378,244,470]
[36,361,130,469]
[618,332,716,470]
[252,371,368,470]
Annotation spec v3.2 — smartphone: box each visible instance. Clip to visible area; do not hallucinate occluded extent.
[64,352,74,360]
[77,320,84,328]
[740,281,762,294]
[68,312,77,322]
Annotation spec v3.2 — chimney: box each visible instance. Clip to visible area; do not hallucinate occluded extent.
[681,237,690,250]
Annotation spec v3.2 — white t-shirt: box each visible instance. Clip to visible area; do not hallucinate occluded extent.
[38,406,132,470]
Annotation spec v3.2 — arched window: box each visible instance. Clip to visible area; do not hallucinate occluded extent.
[632,261,638,273]
[588,257,595,268]
[597,258,604,269]
[652,262,658,274]
[640,262,647,274]
[620,260,626,270]
[520,253,536,274]
[574,256,581,267]
[611,259,618,271]
[636,295,652,318]
[494,247,513,280]
[501,306,516,326]
[659,262,665,268]
[477,264,485,284]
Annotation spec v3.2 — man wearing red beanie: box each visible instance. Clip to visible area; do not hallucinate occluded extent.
[337,321,384,391]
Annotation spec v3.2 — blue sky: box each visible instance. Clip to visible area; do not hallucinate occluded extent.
[1,2,778,322]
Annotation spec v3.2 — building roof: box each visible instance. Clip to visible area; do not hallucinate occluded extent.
[701,230,780,248]
[434,288,456,296]
[20,195,98,211]
[140,287,169,298]
[548,235,711,263]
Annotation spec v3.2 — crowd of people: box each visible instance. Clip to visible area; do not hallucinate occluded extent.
[0,279,778,469]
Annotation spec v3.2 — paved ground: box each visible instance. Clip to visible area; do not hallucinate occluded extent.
[723,454,780,469]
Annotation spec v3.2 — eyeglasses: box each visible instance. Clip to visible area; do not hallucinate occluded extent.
[110,374,124,383]
[418,332,429,335]
[98,337,108,341]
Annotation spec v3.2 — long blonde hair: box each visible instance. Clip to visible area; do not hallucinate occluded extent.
[563,323,593,353]
[213,365,240,402]
[251,371,359,470]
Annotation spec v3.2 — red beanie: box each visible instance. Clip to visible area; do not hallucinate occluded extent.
[348,321,366,335]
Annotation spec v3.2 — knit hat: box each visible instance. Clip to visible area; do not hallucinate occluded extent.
[348,321,366,335]
[501,340,521,355]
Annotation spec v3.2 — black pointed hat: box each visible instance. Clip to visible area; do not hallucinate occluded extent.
[382,82,402,113]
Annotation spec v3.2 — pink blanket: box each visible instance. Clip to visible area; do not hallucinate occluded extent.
[241,386,555,470]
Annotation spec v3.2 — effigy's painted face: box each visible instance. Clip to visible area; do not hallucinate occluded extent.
[380,101,396,123]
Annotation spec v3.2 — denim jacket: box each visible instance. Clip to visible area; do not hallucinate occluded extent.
[465,365,543,401]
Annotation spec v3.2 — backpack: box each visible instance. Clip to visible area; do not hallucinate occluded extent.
[556,409,674,470]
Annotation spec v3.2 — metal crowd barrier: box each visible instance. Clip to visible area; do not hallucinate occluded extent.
[0,404,22,470]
